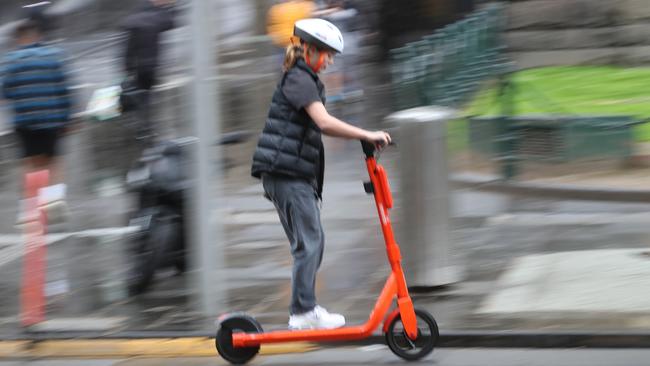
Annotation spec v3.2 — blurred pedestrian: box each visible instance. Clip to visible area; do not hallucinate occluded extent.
[267,0,316,49]
[251,18,391,330]
[267,1,341,63]
[1,20,72,223]
[121,0,176,141]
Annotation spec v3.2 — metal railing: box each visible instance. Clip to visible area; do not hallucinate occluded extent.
[390,2,510,111]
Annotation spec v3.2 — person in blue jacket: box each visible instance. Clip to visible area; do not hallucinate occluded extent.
[2,20,72,223]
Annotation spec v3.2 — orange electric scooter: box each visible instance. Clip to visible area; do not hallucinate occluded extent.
[215,141,439,364]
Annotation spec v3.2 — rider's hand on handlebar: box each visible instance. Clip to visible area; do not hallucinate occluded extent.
[365,131,392,148]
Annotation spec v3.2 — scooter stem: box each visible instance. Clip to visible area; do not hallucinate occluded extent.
[363,152,418,340]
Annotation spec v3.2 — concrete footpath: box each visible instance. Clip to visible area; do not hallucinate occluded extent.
[2,140,650,358]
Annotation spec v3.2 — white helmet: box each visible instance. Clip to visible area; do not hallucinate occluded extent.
[294,18,344,54]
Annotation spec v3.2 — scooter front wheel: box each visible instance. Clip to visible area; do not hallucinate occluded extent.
[385,308,439,361]
[216,314,262,365]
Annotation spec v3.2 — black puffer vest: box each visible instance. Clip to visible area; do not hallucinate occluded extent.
[251,60,326,198]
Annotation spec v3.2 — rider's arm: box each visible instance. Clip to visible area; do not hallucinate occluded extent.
[306,101,390,144]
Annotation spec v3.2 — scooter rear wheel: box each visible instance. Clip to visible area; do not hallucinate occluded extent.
[385,308,439,361]
[216,314,262,365]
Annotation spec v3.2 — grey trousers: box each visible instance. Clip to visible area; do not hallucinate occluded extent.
[262,174,324,315]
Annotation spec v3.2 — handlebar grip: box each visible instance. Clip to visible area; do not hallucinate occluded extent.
[361,140,376,157]
[361,140,397,157]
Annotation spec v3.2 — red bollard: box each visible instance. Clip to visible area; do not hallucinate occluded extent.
[20,170,49,328]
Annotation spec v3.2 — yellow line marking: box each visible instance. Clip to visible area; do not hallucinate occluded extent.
[261,342,318,355]
[0,339,318,358]
[0,341,30,358]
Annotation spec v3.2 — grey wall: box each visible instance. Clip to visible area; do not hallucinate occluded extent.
[504,0,650,69]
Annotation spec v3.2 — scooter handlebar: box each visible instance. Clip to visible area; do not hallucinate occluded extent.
[360,140,396,158]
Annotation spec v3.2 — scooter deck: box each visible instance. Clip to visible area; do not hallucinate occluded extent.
[232,274,398,347]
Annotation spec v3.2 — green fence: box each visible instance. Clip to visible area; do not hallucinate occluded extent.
[391,3,510,111]
[469,116,644,162]
[391,2,646,180]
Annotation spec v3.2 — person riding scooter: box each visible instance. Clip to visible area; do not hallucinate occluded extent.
[250,18,391,330]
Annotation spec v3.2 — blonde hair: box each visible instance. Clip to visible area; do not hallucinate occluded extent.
[283,44,304,72]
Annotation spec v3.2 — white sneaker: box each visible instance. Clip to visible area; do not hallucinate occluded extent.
[15,200,69,228]
[41,200,70,226]
[38,184,67,206]
[288,305,345,330]
[38,184,69,225]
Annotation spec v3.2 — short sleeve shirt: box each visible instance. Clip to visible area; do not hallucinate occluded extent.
[282,67,324,111]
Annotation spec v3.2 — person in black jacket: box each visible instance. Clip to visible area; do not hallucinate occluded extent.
[251,18,391,330]
[121,0,175,139]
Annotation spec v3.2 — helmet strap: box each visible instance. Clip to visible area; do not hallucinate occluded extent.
[303,44,327,73]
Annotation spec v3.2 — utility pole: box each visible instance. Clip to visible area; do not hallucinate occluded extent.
[188,0,225,316]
